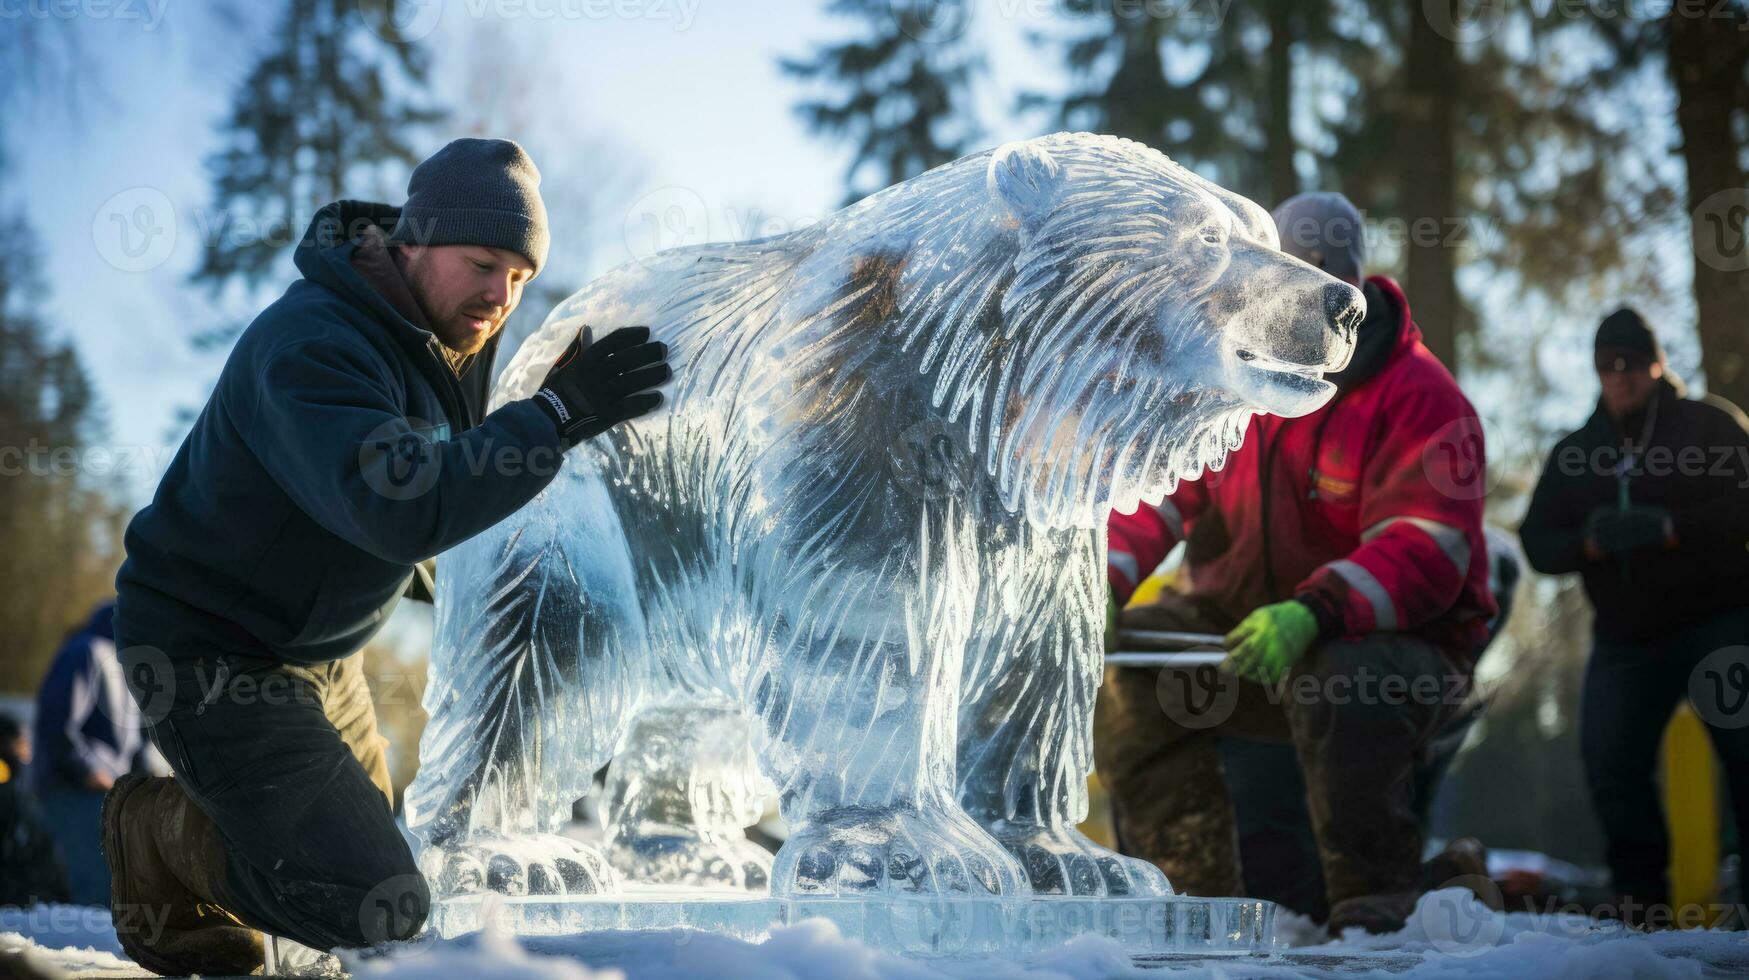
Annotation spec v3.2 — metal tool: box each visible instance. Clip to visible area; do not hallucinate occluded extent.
[1105,630,1228,668]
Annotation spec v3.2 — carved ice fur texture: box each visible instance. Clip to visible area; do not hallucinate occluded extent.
[406,133,1361,902]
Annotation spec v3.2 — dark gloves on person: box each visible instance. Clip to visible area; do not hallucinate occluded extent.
[1584,504,1675,557]
[532,325,670,448]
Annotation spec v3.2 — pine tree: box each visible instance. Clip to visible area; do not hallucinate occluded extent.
[0,204,129,692]
[1328,0,1677,371]
[782,0,983,204]
[190,0,444,305]
[1392,5,1462,368]
[1667,0,1749,410]
[1030,1,1677,373]
[1027,0,1354,205]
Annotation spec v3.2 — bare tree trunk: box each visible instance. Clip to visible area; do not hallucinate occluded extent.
[1396,9,1462,370]
[1670,5,1749,410]
[1264,1,1300,207]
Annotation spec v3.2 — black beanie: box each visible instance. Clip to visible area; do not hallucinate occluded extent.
[389,138,550,274]
[1595,307,1662,360]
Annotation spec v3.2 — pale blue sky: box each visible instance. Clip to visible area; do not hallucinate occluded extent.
[6,1,1696,507]
[11,0,1063,503]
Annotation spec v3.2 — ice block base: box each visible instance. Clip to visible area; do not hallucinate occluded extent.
[428,888,1275,957]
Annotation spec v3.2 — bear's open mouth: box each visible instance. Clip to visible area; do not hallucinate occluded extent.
[1230,347,1337,419]
[1234,348,1323,378]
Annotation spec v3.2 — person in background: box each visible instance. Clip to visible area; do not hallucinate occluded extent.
[33,600,154,905]
[1097,192,1497,935]
[1213,526,1520,923]
[0,716,28,774]
[1519,309,1749,925]
[0,713,72,907]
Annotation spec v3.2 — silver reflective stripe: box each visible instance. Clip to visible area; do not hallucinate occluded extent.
[1328,559,1397,631]
[535,387,571,424]
[1109,549,1140,587]
[1152,498,1186,541]
[1363,516,1471,578]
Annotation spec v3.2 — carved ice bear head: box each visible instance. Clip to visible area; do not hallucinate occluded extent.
[873,133,1362,525]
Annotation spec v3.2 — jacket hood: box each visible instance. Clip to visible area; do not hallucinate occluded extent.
[293,199,507,429]
[1327,275,1419,392]
[293,200,408,326]
[1368,275,1421,356]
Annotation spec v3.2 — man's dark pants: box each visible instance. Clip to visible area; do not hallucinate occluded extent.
[1094,599,1471,908]
[117,639,428,951]
[1582,605,1749,907]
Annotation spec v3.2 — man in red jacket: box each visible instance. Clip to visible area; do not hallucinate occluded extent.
[1095,193,1496,934]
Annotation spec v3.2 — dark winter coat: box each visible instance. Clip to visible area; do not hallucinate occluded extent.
[1519,379,1749,642]
[115,200,567,665]
[0,771,71,906]
[1109,277,1498,662]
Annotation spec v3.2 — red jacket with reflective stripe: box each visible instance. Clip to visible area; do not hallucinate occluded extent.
[1108,277,1497,661]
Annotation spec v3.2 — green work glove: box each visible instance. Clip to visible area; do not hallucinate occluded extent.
[1223,600,1321,685]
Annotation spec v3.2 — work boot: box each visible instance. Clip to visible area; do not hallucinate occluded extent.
[101,773,264,977]
[1425,836,1503,911]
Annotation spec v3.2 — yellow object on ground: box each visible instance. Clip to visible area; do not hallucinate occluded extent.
[1128,573,1172,610]
[1662,703,1721,925]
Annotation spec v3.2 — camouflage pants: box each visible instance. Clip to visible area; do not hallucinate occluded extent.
[1093,597,1470,906]
[117,642,428,951]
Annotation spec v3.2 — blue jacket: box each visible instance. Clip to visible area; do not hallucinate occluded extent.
[32,602,144,791]
[115,201,567,664]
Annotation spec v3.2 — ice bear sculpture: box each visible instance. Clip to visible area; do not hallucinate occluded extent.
[406,132,1362,902]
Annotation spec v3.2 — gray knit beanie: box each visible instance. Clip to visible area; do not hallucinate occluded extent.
[1272,191,1365,282]
[389,138,550,274]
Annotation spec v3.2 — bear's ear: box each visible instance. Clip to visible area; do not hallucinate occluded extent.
[987,140,1062,227]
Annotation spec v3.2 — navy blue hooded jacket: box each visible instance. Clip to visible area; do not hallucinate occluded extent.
[114,201,568,665]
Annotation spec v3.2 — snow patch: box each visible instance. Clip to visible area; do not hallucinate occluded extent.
[4,897,1746,979]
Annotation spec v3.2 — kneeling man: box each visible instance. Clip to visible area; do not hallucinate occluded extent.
[1096,193,1496,935]
[107,138,670,974]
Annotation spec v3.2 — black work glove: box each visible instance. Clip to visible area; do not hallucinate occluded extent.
[531,325,670,448]
[1584,504,1674,557]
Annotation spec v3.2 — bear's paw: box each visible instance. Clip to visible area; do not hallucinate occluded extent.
[419,832,619,899]
[772,803,1029,897]
[991,823,1172,897]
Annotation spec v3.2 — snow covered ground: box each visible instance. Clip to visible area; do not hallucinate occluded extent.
[3,890,1746,979]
